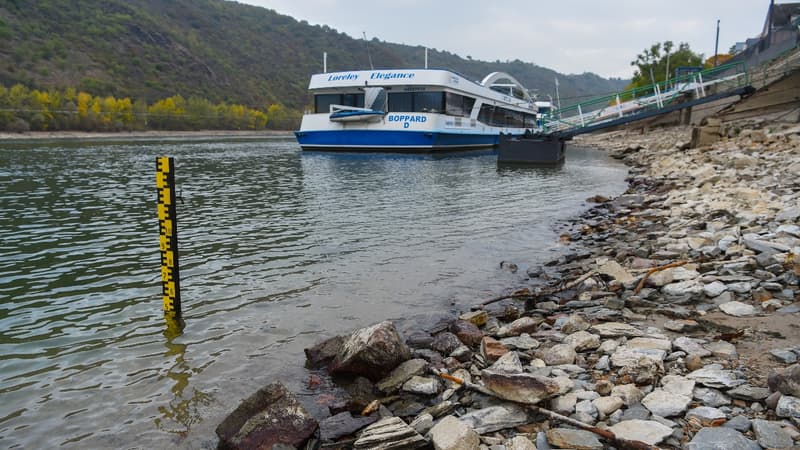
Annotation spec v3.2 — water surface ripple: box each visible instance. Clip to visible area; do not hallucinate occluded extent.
[0,137,627,448]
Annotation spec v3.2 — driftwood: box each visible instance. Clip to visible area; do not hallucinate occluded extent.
[474,269,600,311]
[632,260,689,295]
[434,370,660,450]
[474,288,533,309]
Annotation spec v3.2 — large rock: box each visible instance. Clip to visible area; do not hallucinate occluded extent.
[458,404,530,434]
[330,321,411,380]
[607,419,672,446]
[719,301,757,317]
[429,415,480,450]
[376,358,428,393]
[687,364,746,389]
[642,389,691,417]
[481,369,561,404]
[686,427,760,450]
[545,428,603,449]
[304,335,345,368]
[216,382,318,450]
[450,320,483,348]
[751,419,794,449]
[776,395,800,418]
[353,417,426,449]
[768,364,800,397]
[319,412,378,442]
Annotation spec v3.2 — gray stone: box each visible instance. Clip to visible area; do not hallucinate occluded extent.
[551,392,578,415]
[575,399,598,420]
[481,369,561,404]
[560,313,591,334]
[719,301,757,317]
[497,317,540,338]
[592,396,624,417]
[663,279,704,297]
[627,337,672,351]
[687,364,746,388]
[332,321,412,380]
[685,427,760,450]
[674,336,713,357]
[597,339,620,354]
[594,354,610,371]
[686,406,726,424]
[216,382,318,450]
[429,415,479,450]
[776,395,800,418]
[611,346,666,367]
[771,348,799,364]
[751,419,793,449]
[726,282,753,294]
[642,389,692,417]
[542,343,577,366]
[723,415,751,432]
[564,330,601,351]
[430,332,464,355]
[607,419,673,446]
[545,428,603,449]
[402,376,439,395]
[662,375,695,397]
[768,364,800,397]
[704,340,738,359]
[727,384,770,401]
[353,416,426,449]
[611,384,644,406]
[620,403,651,421]
[694,387,732,407]
[458,404,530,434]
[704,281,728,297]
[500,334,541,351]
[377,358,428,393]
[598,260,635,284]
[591,322,643,338]
[409,413,434,435]
[505,436,538,450]
[488,351,524,373]
[320,412,379,441]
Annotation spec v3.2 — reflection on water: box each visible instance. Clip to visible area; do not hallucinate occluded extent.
[0,137,627,448]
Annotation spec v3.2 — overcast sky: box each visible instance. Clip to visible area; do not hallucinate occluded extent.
[240,0,774,79]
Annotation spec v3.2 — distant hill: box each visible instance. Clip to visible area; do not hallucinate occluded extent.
[0,0,628,111]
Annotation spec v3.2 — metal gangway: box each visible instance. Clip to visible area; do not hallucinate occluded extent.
[540,62,752,138]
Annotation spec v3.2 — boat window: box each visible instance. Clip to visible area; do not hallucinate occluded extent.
[314,93,365,113]
[388,92,413,112]
[414,92,444,113]
[478,104,496,125]
[445,93,476,117]
[523,113,537,128]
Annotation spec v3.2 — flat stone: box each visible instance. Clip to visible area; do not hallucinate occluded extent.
[458,404,530,434]
[704,340,738,359]
[591,322,643,338]
[409,413,434,435]
[620,403,651,421]
[459,310,488,327]
[751,419,793,449]
[480,336,509,363]
[664,319,700,332]
[719,301,757,317]
[564,330,601,352]
[560,313,591,334]
[545,428,603,449]
[662,375,695,397]
[320,412,378,441]
[430,332,463,355]
[663,279,704,297]
[693,387,731,407]
[488,351,524,373]
[429,415,479,450]
[611,346,666,367]
[450,320,484,348]
[607,419,672,446]
[723,415,751,432]
[703,281,729,298]
[674,336,713,357]
[353,416,426,449]
[727,384,770,401]
[627,337,672,352]
[500,334,540,351]
[505,436,537,450]
[402,376,439,396]
[770,348,799,364]
[377,359,428,393]
[215,382,318,450]
[481,369,561,404]
[592,396,624,417]
[611,384,644,406]
[598,260,635,284]
[776,395,800,418]
[687,364,746,389]
[497,316,540,338]
[726,282,753,294]
[542,343,577,365]
[686,427,760,450]
[686,406,726,425]
[642,389,691,417]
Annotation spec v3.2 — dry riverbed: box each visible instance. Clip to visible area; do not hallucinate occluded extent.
[214,122,800,449]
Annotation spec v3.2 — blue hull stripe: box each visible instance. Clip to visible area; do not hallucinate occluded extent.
[295,130,499,151]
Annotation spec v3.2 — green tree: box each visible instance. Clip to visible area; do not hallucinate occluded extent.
[629,41,703,89]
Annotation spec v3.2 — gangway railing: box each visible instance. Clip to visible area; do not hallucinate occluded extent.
[540,62,750,137]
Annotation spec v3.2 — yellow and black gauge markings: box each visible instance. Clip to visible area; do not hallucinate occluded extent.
[156,156,182,317]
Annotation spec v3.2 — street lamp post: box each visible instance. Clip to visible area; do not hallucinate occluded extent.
[714,19,720,67]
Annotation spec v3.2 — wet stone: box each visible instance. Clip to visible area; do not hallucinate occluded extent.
[450,320,483,348]
[319,412,378,441]
[376,358,428,393]
[430,332,463,355]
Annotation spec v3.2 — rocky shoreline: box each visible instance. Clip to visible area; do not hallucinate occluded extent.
[215,121,800,449]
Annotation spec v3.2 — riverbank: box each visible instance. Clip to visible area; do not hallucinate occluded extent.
[0,129,293,141]
[217,120,800,449]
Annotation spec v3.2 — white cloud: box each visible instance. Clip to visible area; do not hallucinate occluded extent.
[241,0,770,78]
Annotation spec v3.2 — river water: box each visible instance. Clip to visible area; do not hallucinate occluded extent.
[0,136,627,448]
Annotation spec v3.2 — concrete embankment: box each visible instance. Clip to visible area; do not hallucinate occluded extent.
[213,116,800,449]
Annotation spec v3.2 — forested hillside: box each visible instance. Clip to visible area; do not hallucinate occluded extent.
[0,0,628,128]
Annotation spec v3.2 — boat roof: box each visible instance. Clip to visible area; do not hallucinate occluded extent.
[308,69,535,111]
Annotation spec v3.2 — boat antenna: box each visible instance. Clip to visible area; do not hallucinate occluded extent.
[362,32,374,70]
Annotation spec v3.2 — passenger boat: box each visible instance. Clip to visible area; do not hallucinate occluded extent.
[294,69,543,152]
